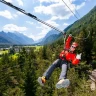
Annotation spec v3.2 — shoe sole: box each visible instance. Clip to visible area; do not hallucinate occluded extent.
[37,77,44,86]
[56,79,70,89]
[90,82,96,91]
[89,75,96,82]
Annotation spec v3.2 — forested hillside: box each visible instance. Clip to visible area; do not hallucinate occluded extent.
[0,42,96,96]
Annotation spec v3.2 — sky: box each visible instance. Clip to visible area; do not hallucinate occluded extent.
[0,0,96,41]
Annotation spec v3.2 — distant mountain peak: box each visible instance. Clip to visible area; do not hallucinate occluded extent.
[0,31,34,45]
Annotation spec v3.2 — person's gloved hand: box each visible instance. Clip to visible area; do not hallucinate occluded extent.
[76,53,82,59]
[69,34,72,37]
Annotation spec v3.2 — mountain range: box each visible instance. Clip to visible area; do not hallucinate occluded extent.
[34,30,62,45]
[0,31,34,45]
[0,5,96,45]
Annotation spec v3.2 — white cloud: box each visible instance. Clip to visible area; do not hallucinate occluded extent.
[0,10,13,19]
[26,21,34,25]
[35,0,86,20]
[36,19,59,40]
[17,11,24,15]
[33,20,59,40]
[5,0,12,3]
[37,23,51,36]
[46,19,59,27]
[13,14,18,18]
[5,0,23,6]
[27,34,43,41]
[50,16,59,21]
[0,10,18,19]
[38,0,59,3]
[38,0,76,3]
[34,1,75,20]
[38,26,51,36]
[16,0,23,6]
[3,24,27,32]
[63,23,69,26]
[76,2,85,10]
[63,23,69,29]
[36,26,42,29]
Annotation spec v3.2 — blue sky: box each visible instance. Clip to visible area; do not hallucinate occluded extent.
[0,0,96,41]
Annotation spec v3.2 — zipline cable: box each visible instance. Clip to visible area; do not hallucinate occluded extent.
[68,0,81,18]
[0,0,64,34]
[61,0,79,20]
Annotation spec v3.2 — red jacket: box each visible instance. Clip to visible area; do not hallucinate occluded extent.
[59,36,80,65]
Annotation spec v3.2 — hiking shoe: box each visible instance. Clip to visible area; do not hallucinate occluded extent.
[38,76,46,86]
[56,79,70,89]
[90,81,96,91]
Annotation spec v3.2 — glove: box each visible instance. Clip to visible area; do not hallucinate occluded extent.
[69,34,72,37]
[76,53,82,59]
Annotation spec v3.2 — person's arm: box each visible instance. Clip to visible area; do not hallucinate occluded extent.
[64,34,72,50]
[72,53,82,65]
[59,34,72,59]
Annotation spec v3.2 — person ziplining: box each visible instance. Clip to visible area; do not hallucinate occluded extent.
[38,34,82,89]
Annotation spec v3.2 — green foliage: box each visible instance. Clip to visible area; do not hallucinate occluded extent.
[3,87,25,96]
[0,44,96,96]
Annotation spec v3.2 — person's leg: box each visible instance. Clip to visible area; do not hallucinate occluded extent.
[59,60,68,80]
[43,59,61,80]
[38,59,61,86]
[56,61,70,89]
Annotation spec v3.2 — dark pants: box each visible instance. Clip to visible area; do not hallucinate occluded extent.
[43,59,68,80]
